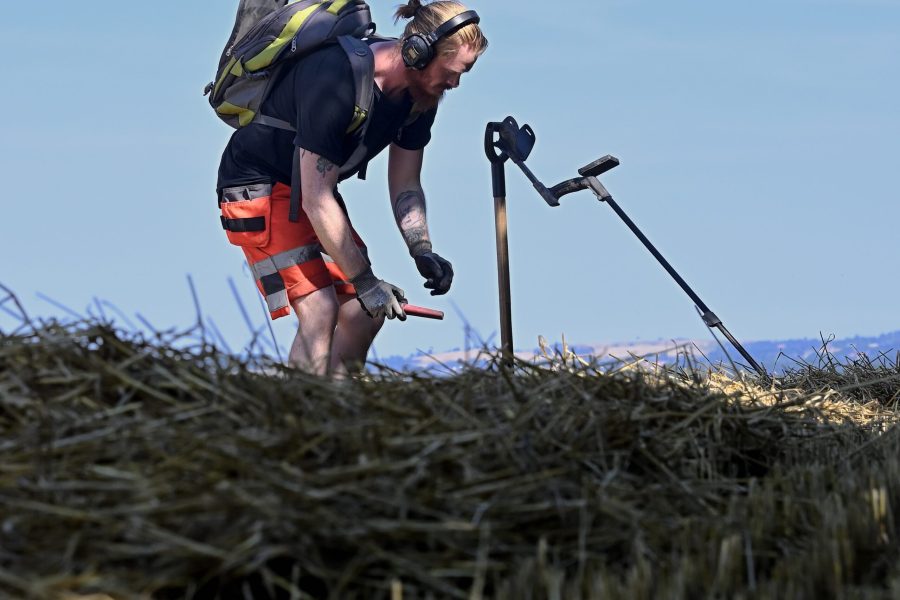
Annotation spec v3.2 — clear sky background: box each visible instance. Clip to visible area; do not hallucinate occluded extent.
[1,1,898,360]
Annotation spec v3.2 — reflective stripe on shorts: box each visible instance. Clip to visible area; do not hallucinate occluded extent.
[249,244,325,315]
[250,243,325,280]
[258,272,290,315]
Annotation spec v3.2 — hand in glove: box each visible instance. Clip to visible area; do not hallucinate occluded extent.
[350,267,407,320]
[413,251,454,296]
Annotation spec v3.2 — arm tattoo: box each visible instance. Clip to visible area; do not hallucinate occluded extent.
[394,190,426,227]
[393,190,432,256]
[404,227,431,257]
[316,156,336,175]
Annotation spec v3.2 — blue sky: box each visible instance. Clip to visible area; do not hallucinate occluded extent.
[1,1,898,359]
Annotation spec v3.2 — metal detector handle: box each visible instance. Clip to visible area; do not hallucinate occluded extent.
[484,122,508,164]
[485,122,509,198]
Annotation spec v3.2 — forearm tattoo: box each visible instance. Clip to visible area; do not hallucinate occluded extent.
[394,189,432,256]
[317,156,336,175]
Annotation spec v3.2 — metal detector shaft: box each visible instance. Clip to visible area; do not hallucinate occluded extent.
[584,177,766,377]
[509,158,560,207]
[493,176,515,363]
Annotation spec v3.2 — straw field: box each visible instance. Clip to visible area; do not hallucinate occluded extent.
[3,316,900,599]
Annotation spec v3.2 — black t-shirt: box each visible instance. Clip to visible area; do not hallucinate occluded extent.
[217,41,437,190]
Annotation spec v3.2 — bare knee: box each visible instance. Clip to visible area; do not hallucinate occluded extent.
[330,296,384,375]
[288,287,340,373]
[293,289,340,332]
[341,296,385,336]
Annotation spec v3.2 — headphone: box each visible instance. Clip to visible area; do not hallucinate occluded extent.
[401,10,480,70]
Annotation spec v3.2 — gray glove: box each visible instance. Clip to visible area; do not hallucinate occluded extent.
[350,267,407,321]
[413,251,454,296]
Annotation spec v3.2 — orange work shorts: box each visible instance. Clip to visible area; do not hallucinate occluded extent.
[218,182,367,319]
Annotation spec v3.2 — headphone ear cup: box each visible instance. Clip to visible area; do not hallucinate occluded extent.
[401,34,434,70]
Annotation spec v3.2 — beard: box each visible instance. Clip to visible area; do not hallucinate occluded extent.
[406,72,447,111]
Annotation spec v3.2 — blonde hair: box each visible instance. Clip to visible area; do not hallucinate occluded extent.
[394,1,488,57]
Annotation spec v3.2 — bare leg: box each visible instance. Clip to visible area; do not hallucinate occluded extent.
[330,294,385,376]
[288,286,340,375]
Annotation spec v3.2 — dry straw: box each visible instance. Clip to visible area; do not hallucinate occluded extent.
[2,312,900,599]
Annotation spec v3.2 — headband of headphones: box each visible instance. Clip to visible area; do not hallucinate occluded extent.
[401,9,481,70]
[429,10,480,45]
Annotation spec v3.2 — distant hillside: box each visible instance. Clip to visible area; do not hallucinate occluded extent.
[702,330,900,374]
[379,330,900,374]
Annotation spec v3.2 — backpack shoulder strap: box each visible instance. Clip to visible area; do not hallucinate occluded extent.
[337,36,375,139]
[336,36,376,181]
[289,35,376,222]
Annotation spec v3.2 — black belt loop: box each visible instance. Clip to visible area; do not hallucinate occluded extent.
[221,216,266,232]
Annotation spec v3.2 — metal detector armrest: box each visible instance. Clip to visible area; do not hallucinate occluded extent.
[497,117,535,163]
[549,177,588,199]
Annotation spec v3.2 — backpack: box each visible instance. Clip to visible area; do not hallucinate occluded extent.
[205,0,378,220]
[205,0,375,131]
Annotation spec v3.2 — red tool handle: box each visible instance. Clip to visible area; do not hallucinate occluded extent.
[403,303,444,320]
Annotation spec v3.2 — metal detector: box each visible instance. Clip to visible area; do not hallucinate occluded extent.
[484,116,767,377]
